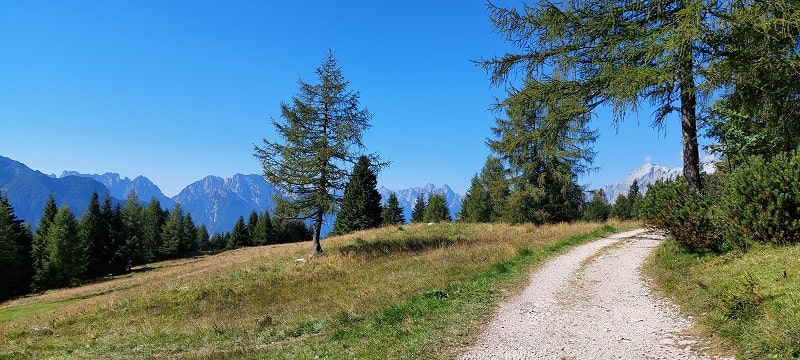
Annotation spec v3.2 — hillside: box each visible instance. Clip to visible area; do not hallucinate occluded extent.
[0,222,628,359]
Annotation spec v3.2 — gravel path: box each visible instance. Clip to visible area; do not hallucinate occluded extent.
[458,229,731,360]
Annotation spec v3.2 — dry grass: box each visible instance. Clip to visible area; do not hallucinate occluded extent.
[1,221,634,359]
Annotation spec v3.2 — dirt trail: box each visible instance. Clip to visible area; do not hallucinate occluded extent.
[458,229,731,360]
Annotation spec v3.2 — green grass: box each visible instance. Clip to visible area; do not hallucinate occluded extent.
[645,239,800,359]
[0,300,77,324]
[0,221,632,359]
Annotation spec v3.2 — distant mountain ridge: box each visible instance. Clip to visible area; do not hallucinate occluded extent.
[1,156,464,237]
[0,156,119,229]
[599,163,681,202]
[59,171,175,208]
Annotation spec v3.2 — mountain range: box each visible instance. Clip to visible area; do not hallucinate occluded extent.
[0,156,464,235]
[2,155,687,236]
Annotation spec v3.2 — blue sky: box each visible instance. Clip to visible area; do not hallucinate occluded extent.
[1,1,698,197]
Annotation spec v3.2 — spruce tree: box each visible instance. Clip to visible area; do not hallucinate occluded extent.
[42,206,84,288]
[254,51,385,255]
[423,193,451,223]
[0,194,34,300]
[196,224,210,251]
[80,192,109,278]
[584,189,612,222]
[122,190,145,265]
[246,210,259,242]
[381,192,405,226]
[252,211,273,245]
[459,174,492,223]
[32,194,58,290]
[141,198,166,262]
[332,156,383,235]
[182,212,198,254]
[159,203,186,259]
[411,194,426,223]
[227,216,249,249]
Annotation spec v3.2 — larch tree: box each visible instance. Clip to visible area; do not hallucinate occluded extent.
[331,156,383,235]
[254,51,384,255]
[481,0,726,191]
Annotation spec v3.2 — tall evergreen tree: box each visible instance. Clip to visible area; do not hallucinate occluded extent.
[42,206,84,288]
[411,194,426,223]
[332,156,383,235]
[246,210,259,242]
[584,189,612,222]
[183,212,198,254]
[459,174,492,223]
[423,193,451,223]
[480,0,728,191]
[159,203,186,259]
[105,200,128,275]
[122,190,146,265]
[381,192,405,226]
[31,194,57,291]
[227,216,249,249]
[251,211,273,245]
[196,224,210,251]
[80,192,109,278]
[0,194,34,300]
[254,51,385,255]
[141,198,166,262]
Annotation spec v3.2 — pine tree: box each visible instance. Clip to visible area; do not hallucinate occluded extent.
[411,194,426,223]
[0,194,34,300]
[183,212,198,254]
[254,51,385,255]
[246,210,259,242]
[196,224,210,251]
[423,193,451,223]
[332,156,383,235]
[381,192,405,226]
[32,194,57,291]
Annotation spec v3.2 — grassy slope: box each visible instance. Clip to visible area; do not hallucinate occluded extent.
[0,221,633,360]
[645,239,800,359]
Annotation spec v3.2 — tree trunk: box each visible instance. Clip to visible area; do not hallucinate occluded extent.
[311,210,323,256]
[678,38,702,192]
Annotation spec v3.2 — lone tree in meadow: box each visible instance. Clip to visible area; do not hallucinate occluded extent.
[254,51,384,255]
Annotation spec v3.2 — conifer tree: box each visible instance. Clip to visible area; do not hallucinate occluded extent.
[196,224,210,251]
[41,206,84,288]
[141,198,166,262]
[104,199,128,275]
[183,212,198,254]
[381,192,405,226]
[80,192,109,278]
[411,194,426,223]
[254,51,385,255]
[122,190,145,265]
[246,210,259,242]
[159,203,186,259]
[459,174,492,223]
[227,216,249,249]
[584,189,612,222]
[252,211,273,245]
[332,156,383,235]
[31,194,57,291]
[423,193,451,223]
[481,0,726,191]
[0,194,34,300]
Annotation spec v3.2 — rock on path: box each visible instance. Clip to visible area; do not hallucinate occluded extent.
[458,229,731,360]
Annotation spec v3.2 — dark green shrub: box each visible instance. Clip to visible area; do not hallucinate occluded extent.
[640,179,725,253]
[722,151,800,246]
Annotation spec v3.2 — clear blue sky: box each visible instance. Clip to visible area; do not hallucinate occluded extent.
[1,1,705,197]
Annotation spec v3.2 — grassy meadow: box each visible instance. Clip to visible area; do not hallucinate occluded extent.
[645,239,800,359]
[0,221,633,359]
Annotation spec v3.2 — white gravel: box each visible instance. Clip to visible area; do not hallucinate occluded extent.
[458,229,732,360]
